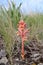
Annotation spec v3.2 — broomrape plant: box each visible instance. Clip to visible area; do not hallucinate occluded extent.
[17,20,29,60]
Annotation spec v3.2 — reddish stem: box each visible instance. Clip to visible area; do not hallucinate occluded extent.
[21,39,25,60]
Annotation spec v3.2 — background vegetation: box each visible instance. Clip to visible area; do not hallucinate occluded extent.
[0,1,43,64]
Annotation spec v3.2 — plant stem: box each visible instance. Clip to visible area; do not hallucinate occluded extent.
[21,39,25,60]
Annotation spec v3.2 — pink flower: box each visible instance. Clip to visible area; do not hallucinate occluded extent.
[17,20,29,60]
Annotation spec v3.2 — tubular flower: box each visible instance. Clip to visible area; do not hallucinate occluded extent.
[17,20,29,60]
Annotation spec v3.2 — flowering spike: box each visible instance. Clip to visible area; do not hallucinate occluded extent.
[17,20,29,60]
